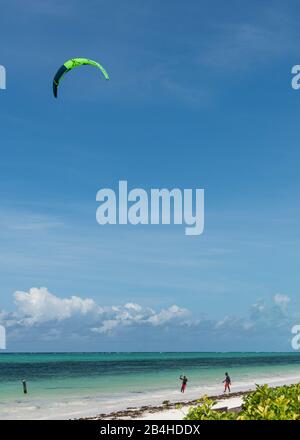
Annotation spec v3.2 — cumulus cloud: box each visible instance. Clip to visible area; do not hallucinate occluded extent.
[13,287,99,326]
[148,305,189,326]
[0,287,297,351]
[91,303,189,334]
[2,287,189,335]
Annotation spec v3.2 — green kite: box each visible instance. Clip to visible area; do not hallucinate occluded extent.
[53,58,109,98]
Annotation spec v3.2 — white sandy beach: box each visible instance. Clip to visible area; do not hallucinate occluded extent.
[85,373,300,420]
[138,396,244,420]
[1,373,299,420]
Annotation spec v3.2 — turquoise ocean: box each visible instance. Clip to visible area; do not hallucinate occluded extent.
[0,352,300,419]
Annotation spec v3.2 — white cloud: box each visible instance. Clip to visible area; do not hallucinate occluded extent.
[92,303,189,334]
[273,293,290,309]
[148,305,189,326]
[14,287,98,326]
[4,287,188,335]
[0,287,297,351]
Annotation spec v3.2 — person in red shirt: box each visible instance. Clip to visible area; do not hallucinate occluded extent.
[223,372,231,393]
[180,375,188,393]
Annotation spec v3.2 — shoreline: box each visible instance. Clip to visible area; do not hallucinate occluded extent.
[1,369,300,420]
[81,375,300,420]
[82,390,248,420]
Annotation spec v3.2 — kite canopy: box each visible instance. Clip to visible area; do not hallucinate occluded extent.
[53,58,109,98]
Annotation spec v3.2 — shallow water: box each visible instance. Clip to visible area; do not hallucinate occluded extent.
[0,352,300,419]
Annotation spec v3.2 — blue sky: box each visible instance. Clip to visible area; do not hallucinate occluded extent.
[1,0,300,351]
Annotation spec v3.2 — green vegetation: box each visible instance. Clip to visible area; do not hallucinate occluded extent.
[184,396,237,420]
[184,383,300,420]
